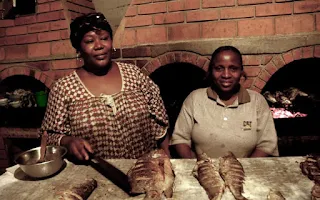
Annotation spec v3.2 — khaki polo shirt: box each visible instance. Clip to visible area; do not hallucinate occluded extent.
[170,87,279,158]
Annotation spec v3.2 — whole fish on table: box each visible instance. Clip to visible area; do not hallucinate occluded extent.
[193,152,225,200]
[127,149,175,200]
[219,151,247,200]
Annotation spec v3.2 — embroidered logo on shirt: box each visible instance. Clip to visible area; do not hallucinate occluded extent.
[242,121,252,131]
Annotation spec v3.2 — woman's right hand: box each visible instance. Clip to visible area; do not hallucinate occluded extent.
[60,136,93,160]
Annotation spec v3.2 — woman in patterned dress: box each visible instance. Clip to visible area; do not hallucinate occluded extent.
[41,13,169,160]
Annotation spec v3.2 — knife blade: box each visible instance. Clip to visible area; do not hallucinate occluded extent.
[88,154,135,196]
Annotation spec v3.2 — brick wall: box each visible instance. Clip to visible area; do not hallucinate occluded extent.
[0,0,95,169]
[0,0,95,88]
[116,0,320,47]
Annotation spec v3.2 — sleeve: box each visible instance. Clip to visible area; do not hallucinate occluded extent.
[255,94,279,156]
[170,93,195,147]
[40,80,71,146]
[137,67,169,139]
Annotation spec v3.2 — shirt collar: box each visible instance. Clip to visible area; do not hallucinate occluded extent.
[207,85,250,104]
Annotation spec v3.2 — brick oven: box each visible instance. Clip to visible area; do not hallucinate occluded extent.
[0,0,320,169]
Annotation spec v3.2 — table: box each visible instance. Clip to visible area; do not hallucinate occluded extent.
[0,157,314,200]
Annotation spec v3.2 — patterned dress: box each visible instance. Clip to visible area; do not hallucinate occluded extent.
[41,62,168,159]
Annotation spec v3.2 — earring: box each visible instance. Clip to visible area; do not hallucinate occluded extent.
[76,53,83,67]
[113,47,116,52]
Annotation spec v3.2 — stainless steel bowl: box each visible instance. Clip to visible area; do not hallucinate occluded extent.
[14,145,67,178]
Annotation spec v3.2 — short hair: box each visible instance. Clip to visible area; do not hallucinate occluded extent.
[206,46,244,84]
[69,12,113,52]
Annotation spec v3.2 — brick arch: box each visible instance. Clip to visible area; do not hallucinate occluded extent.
[0,66,54,88]
[252,45,320,92]
[141,51,210,76]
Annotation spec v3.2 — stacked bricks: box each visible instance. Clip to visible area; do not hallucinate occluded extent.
[118,0,320,47]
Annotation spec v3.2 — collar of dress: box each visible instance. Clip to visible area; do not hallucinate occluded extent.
[206,85,251,105]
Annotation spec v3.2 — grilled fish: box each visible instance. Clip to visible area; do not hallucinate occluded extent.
[127,149,175,200]
[193,152,225,200]
[267,189,285,200]
[219,151,247,200]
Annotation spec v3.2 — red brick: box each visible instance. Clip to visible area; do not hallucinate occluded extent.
[238,18,274,37]
[259,69,271,82]
[6,26,28,36]
[132,0,152,5]
[256,3,292,17]
[185,0,201,10]
[50,1,63,11]
[244,67,261,77]
[265,61,277,75]
[38,31,61,42]
[196,56,209,68]
[45,77,55,88]
[168,24,200,41]
[292,48,302,60]
[282,51,294,64]
[253,78,266,90]
[51,59,77,70]
[136,60,149,68]
[272,55,285,69]
[221,6,254,19]
[125,15,153,27]
[138,2,166,14]
[137,27,167,44]
[202,21,237,38]
[294,0,320,13]
[242,77,254,89]
[316,14,320,31]
[186,9,219,22]
[276,0,294,2]
[314,45,320,58]
[15,16,37,25]
[125,6,137,17]
[0,48,5,61]
[60,30,69,39]
[166,53,176,63]
[37,11,62,22]
[238,0,272,5]
[0,28,5,37]
[302,46,314,59]
[0,36,15,46]
[50,20,68,30]
[37,3,50,13]
[28,42,51,58]
[66,2,93,14]
[34,71,42,80]
[181,52,198,65]
[155,12,185,25]
[275,14,315,34]
[261,55,273,65]
[28,23,50,33]
[158,54,168,66]
[37,0,55,3]
[0,20,14,28]
[202,0,235,8]
[168,1,184,12]
[122,29,137,47]
[29,61,51,71]
[5,45,28,60]
[51,40,75,55]
[242,55,261,66]
[16,34,38,44]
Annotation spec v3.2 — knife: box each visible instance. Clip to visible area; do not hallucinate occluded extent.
[88,153,135,196]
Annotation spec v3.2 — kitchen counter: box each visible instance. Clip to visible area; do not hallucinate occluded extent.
[0,157,314,200]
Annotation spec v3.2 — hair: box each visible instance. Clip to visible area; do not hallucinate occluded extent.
[69,12,113,52]
[205,46,246,85]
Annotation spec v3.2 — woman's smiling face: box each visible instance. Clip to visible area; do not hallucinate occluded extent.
[80,29,112,69]
[211,50,243,93]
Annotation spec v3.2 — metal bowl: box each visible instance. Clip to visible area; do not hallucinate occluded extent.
[14,146,67,178]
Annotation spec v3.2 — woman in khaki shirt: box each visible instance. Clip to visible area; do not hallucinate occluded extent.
[170,46,279,158]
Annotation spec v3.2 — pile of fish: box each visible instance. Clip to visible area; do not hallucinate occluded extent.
[127,149,175,200]
[300,155,320,199]
[193,151,247,200]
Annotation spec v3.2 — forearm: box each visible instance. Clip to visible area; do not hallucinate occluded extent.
[174,143,195,159]
[159,134,171,158]
[250,148,270,158]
